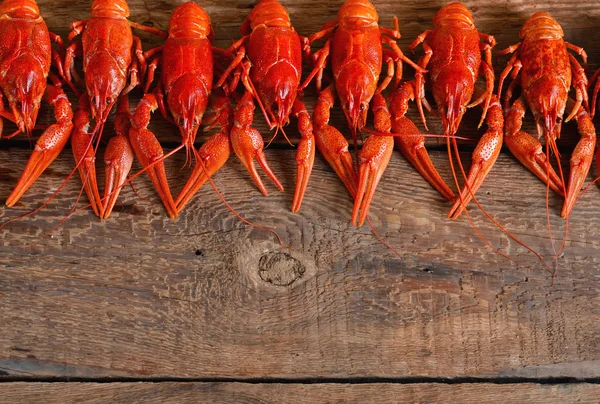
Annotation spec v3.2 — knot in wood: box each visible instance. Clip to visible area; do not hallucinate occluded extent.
[258,252,305,287]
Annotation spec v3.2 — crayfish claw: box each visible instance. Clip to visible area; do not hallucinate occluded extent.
[175,131,231,213]
[291,133,315,213]
[352,134,394,227]
[102,134,134,219]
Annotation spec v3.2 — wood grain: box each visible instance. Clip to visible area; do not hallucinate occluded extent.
[1,0,600,390]
[0,146,599,379]
[2,382,600,403]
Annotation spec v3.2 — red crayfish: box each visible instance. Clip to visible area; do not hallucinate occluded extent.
[128,2,233,218]
[1,0,73,207]
[63,0,166,218]
[498,12,595,219]
[216,0,316,212]
[408,2,503,219]
[301,0,426,224]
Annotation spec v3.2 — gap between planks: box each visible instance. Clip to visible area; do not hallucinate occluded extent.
[2,375,600,385]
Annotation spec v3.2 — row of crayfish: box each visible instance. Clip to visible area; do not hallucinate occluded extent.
[1,0,598,231]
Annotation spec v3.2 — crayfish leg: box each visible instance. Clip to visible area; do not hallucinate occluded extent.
[313,85,357,197]
[504,97,564,196]
[390,81,454,202]
[175,131,231,213]
[291,99,315,213]
[71,123,103,218]
[103,134,134,219]
[101,95,134,219]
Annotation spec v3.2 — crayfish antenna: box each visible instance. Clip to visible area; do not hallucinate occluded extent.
[28,172,91,247]
[447,134,553,275]
[189,147,284,247]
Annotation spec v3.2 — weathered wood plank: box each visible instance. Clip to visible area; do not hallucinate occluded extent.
[4,0,599,148]
[1,382,599,403]
[0,147,599,379]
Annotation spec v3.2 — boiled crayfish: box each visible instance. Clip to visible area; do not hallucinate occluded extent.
[216,0,315,212]
[63,0,165,218]
[2,0,73,207]
[301,0,424,224]
[130,2,234,218]
[407,2,503,220]
[497,12,595,219]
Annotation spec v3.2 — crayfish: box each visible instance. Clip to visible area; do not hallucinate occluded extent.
[1,0,74,207]
[498,12,595,219]
[408,2,503,219]
[216,0,316,212]
[63,0,166,218]
[126,1,234,218]
[301,0,424,224]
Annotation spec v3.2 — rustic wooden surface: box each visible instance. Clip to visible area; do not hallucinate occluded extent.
[1,0,600,401]
[2,382,600,403]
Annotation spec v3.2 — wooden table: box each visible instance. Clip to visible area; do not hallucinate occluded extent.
[1,0,600,402]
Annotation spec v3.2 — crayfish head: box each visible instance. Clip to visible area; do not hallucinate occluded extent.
[534,104,563,142]
[11,98,39,138]
[86,60,124,135]
[341,92,369,140]
[526,75,567,140]
[258,64,298,130]
[440,94,466,137]
[433,66,473,136]
[7,70,44,138]
[336,64,374,137]
[168,75,209,163]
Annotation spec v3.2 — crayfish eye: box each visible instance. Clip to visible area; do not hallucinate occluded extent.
[556,117,562,124]
[106,97,112,105]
